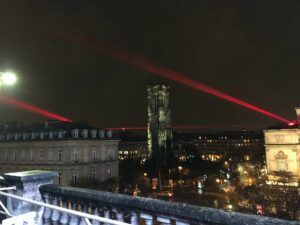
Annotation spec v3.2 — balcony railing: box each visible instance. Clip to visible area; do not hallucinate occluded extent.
[0,189,129,225]
[39,184,300,225]
[0,170,299,225]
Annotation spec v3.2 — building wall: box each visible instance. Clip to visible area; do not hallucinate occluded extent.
[0,139,119,186]
[264,129,300,177]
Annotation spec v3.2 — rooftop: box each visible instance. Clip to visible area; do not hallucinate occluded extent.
[0,121,116,142]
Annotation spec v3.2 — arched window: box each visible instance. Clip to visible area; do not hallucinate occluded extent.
[275,151,288,172]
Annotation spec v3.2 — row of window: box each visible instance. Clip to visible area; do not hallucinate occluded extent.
[0,147,116,162]
[0,129,113,141]
[0,167,113,185]
[71,167,112,184]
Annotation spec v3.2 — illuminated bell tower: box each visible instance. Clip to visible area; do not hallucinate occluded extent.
[147,84,172,157]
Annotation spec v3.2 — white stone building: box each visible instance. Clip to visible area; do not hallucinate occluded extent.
[264,108,300,185]
[0,121,119,186]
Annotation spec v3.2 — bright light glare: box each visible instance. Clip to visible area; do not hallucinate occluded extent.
[1,72,17,85]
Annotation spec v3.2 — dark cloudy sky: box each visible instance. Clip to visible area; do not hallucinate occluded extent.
[0,1,299,129]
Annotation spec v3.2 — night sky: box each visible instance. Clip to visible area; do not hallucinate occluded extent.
[0,1,299,130]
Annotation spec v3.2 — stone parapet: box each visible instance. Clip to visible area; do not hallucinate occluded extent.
[40,184,300,225]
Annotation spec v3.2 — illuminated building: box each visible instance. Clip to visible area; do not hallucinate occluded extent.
[0,121,119,186]
[147,84,172,157]
[173,131,264,163]
[264,108,300,185]
[261,108,300,219]
[114,132,148,161]
[119,141,148,161]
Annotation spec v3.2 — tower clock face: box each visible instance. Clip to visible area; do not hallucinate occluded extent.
[275,135,285,143]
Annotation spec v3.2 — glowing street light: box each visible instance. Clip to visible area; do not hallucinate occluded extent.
[0,72,17,86]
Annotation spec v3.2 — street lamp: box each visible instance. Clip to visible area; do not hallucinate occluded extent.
[0,72,17,86]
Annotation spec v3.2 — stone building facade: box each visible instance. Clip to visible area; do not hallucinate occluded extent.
[264,108,300,185]
[0,121,119,186]
[147,84,172,157]
[264,128,300,184]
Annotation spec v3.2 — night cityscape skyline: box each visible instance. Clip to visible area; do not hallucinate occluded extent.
[0,1,299,129]
[0,1,300,224]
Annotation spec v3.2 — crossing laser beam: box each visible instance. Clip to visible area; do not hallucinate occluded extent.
[59,32,292,125]
[0,95,72,122]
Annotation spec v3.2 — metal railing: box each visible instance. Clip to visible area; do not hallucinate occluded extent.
[0,188,130,225]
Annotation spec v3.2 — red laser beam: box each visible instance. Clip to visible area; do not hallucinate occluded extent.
[106,127,147,131]
[0,95,72,122]
[56,32,292,125]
